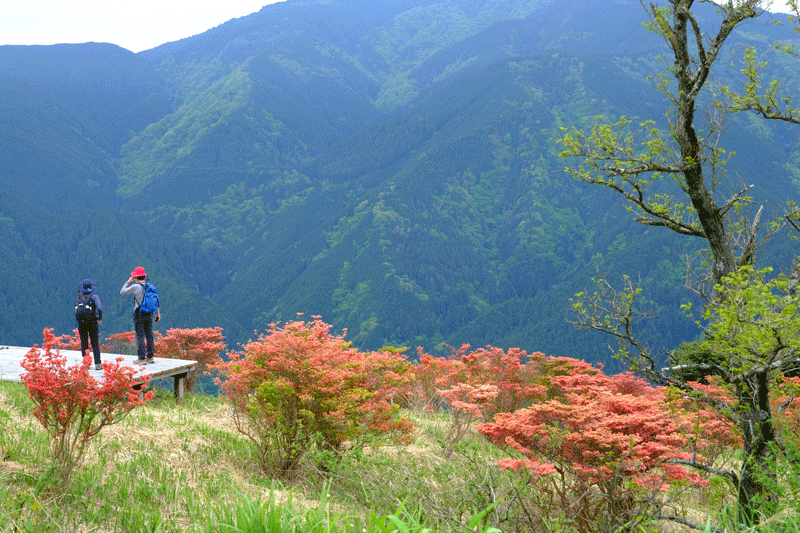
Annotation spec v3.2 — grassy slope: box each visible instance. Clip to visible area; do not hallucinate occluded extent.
[0,381,523,533]
[3,382,800,533]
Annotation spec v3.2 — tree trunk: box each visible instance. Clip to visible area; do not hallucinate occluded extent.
[672,2,739,285]
[736,371,778,525]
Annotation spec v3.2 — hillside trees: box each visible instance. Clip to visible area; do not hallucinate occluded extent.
[559,0,800,526]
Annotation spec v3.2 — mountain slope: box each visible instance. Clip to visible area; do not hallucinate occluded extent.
[0,0,798,365]
[0,43,171,214]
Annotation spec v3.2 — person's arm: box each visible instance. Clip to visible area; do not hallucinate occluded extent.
[120,279,144,307]
[94,295,103,322]
[120,279,136,295]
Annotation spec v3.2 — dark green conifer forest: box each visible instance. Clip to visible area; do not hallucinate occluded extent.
[1,0,798,368]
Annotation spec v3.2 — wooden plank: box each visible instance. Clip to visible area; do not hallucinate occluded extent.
[0,345,198,398]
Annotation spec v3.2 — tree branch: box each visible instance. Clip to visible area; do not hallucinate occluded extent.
[654,513,727,533]
[668,457,739,486]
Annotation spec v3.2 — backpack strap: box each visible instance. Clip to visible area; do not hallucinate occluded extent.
[135,282,146,309]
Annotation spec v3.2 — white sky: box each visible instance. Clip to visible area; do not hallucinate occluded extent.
[0,1,796,54]
[767,0,798,14]
[1,1,286,53]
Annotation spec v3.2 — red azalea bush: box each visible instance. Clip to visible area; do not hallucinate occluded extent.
[397,348,458,412]
[107,330,164,355]
[408,345,548,448]
[438,344,547,422]
[155,327,226,393]
[664,375,800,488]
[666,377,742,474]
[54,328,114,354]
[212,316,414,478]
[21,328,154,482]
[775,376,800,442]
[55,330,167,358]
[104,331,139,355]
[478,360,708,532]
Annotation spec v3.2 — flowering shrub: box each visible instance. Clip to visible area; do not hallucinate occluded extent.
[104,330,164,356]
[665,377,742,474]
[409,345,547,448]
[666,375,800,479]
[397,349,457,411]
[55,330,167,358]
[775,376,800,442]
[104,331,138,355]
[21,329,153,482]
[438,345,547,421]
[478,361,707,532]
[402,347,593,408]
[212,316,414,478]
[54,328,113,354]
[155,327,226,393]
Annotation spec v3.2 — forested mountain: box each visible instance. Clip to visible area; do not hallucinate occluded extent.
[1,0,798,367]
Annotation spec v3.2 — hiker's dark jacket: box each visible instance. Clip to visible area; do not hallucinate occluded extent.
[78,278,103,321]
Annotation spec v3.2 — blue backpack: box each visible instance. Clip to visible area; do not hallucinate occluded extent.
[139,282,159,314]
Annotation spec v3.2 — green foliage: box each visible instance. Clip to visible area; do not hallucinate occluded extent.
[701,266,800,375]
[205,490,327,533]
[669,340,726,383]
[723,44,800,125]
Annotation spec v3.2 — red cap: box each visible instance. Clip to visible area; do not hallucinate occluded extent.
[131,266,147,277]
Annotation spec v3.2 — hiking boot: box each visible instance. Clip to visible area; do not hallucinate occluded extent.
[136,358,147,365]
[146,358,155,364]
[95,364,102,371]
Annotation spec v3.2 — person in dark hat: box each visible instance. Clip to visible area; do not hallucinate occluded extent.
[75,278,103,370]
[120,266,161,364]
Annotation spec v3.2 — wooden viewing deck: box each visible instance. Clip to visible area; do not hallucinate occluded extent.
[0,346,198,398]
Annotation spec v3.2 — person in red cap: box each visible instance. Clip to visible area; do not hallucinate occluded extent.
[120,266,161,364]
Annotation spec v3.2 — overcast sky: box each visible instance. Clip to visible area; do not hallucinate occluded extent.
[1,1,286,53]
[1,1,796,54]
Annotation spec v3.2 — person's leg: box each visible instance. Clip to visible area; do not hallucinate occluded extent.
[78,325,90,359]
[134,314,146,360]
[143,316,155,360]
[89,321,101,366]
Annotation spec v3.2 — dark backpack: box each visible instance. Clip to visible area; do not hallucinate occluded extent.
[75,294,96,323]
[139,282,159,314]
